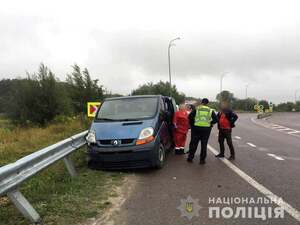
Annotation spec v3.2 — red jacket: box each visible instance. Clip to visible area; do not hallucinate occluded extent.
[219,112,231,129]
[217,110,238,130]
[173,110,189,134]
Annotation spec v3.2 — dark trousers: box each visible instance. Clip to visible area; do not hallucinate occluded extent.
[188,127,212,161]
[218,129,235,156]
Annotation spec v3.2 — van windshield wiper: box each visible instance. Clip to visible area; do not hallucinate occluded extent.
[96,118,140,122]
[119,118,140,121]
[96,118,117,121]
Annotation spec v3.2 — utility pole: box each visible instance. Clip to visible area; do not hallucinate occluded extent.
[295,89,299,103]
[245,84,249,111]
[220,72,228,94]
[168,37,180,97]
[245,84,249,99]
[219,72,228,102]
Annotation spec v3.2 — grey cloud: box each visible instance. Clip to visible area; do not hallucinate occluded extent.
[0,13,49,76]
[1,17,300,103]
[90,29,300,79]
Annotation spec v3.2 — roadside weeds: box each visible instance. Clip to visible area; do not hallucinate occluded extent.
[0,117,126,225]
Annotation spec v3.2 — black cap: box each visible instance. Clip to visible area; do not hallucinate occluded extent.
[201,98,209,104]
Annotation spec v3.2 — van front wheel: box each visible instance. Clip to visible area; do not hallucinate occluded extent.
[154,143,166,169]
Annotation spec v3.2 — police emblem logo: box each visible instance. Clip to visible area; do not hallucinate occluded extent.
[177,195,202,220]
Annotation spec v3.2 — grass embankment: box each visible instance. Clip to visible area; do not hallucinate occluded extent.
[0,116,124,225]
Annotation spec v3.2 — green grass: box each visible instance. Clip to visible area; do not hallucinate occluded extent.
[0,116,87,165]
[0,116,124,225]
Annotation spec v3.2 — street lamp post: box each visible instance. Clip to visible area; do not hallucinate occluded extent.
[219,72,229,102]
[245,84,249,99]
[245,84,249,111]
[168,37,180,96]
[295,89,300,103]
[220,72,228,94]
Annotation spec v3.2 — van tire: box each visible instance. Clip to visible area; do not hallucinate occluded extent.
[154,143,166,169]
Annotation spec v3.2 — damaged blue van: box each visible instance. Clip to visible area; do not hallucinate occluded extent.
[86,95,177,169]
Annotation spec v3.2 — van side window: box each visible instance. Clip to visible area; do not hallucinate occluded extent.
[163,99,169,112]
[164,99,172,113]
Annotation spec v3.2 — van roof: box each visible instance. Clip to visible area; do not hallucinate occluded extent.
[105,95,166,101]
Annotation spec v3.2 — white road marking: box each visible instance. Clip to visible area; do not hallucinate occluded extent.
[251,117,300,138]
[276,128,293,131]
[246,142,257,148]
[235,136,242,140]
[281,156,300,161]
[272,125,284,129]
[251,117,270,129]
[208,145,300,222]
[288,130,300,134]
[275,156,285,161]
[267,153,285,161]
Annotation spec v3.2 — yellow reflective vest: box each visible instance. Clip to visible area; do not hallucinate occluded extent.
[194,105,213,127]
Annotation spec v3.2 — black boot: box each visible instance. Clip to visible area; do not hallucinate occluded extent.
[175,148,184,155]
[215,153,225,158]
[199,160,206,165]
[187,158,193,163]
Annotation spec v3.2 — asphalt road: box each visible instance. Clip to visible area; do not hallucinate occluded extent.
[94,113,300,225]
[266,112,300,131]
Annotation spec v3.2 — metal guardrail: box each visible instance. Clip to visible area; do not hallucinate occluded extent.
[0,130,88,224]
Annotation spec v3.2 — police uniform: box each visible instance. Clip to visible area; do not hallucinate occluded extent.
[187,104,217,163]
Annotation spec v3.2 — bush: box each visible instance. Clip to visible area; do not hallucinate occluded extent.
[66,64,104,114]
[6,64,72,125]
[52,115,73,124]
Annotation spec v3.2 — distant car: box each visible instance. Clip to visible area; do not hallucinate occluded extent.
[86,95,177,169]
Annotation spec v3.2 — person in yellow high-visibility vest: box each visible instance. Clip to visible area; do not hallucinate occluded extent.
[187,98,218,164]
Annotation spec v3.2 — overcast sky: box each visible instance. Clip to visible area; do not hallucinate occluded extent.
[1,0,300,103]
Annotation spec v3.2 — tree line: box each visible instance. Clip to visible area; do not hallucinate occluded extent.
[0,63,103,124]
[0,64,186,125]
[0,65,298,125]
[131,81,185,103]
[215,90,300,112]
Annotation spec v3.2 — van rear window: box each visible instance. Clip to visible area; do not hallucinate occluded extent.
[96,97,158,121]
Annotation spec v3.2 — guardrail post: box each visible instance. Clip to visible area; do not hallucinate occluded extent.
[7,190,41,223]
[63,156,77,177]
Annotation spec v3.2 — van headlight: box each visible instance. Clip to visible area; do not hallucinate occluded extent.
[136,127,154,145]
[86,130,96,144]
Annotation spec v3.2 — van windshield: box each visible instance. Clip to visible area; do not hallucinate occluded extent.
[96,97,158,121]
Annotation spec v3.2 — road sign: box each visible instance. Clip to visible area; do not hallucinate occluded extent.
[254,104,264,112]
[269,102,273,112]
[259,105,264,110]
[87,102,101,117]
[258,105,264,113]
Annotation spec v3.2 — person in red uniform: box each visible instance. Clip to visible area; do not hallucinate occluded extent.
[215,102,238,160]
[173,104,189,154]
